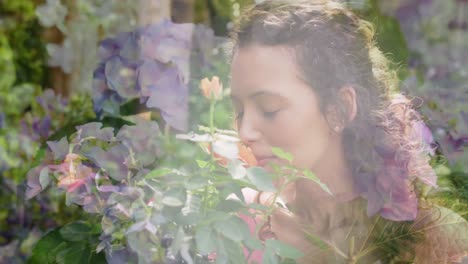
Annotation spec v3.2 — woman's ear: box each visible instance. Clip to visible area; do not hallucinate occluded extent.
[326,86,357,132]
[339,85,357,123]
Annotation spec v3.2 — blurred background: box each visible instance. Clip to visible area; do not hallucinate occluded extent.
[0,0,466,262]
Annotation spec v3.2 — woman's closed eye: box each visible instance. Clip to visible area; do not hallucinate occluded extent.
[256,95,285,120]
[232,92,287,122]
[235,109,280,122]
[262,109,280,119]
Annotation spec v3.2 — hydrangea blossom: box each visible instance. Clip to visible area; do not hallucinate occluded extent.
[93,20,225,131]
[357,95,438,221]
[24,111,275,263]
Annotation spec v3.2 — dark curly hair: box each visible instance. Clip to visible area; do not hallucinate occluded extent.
[228,0,436,221]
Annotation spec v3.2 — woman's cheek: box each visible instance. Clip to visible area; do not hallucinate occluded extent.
[287,113,330,169]
[266,115,293,145]
[267,115,303,159]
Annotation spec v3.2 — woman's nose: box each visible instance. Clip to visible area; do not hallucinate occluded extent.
[238,113,262,145]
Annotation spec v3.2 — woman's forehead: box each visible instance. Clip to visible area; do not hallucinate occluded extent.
[230,45,307,100]
[231,44,295,74]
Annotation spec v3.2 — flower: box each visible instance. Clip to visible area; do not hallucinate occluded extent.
[215,141,258,167]
[57,164,94,193]
[35,0,67,32]
[176,131,257,167]
[93,20,194,131]
[92,21,227,132]
[52,153,94,193]
[200,76,223,100]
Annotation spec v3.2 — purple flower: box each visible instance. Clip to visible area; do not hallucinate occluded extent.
[104,56,139,98]
[35,89,68,114]
[93,20,226,131]
[138,60,188,131]
[97,38,120,61]
[25,166,47,199]
[364,159,418,221]
[116,120,161,167]
[76,122,114,142]
[412,120,435,152]
[85,145,129,181]
[140,21,194,80]
[47,136,69,160]
[32,116,52,139]
[92,20,198,131]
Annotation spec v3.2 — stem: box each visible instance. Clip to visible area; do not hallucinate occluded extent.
[358,216,380,253]
[255,172,296,237]
[202,185,209,214]
[209,100,215,136]
[203,99,217,214]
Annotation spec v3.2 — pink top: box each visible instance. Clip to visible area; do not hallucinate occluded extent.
[238,188,265,264]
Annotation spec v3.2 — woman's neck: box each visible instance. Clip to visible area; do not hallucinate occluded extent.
[291,137,358,225]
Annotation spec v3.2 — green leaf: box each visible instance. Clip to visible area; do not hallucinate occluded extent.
[246,167,276,192]
[55,241,106,264]
[248,203,269,212]
[185,177,209,190]
[216,199,244,212]
[302,169,318,181]
[144,168,172,179]
[302,169,332,196]
[175,212,201,226]
[215,237,229,264]
[243,237,263,251]
[162,188,186,207]
[170,227,185,256]
[303,231,328,250]
[223,237,246,263]
[266,239,304,260]
[196,159,209,168]
[262,247,280,264]
[220,183,245,203]
[195,226,217,255]
[434,164,451,176]
[271,147,293,163]
[27,229,67,264]
[162,196,184,207]
[280,259,297,264]
[55,243,88,264]
[59,222,92,242]
[214,215,250,242]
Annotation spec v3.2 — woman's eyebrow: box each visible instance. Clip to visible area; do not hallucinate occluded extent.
[251,91,290,104]
[250,91,268,98]
[230,90,283,101]
[251,91,284,99]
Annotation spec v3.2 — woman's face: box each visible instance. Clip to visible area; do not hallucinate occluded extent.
[230,44,336,171]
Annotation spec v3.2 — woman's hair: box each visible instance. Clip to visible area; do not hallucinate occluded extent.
[229,0,436,221]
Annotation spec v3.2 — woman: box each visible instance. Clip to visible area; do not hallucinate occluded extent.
[228,0,468,263]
